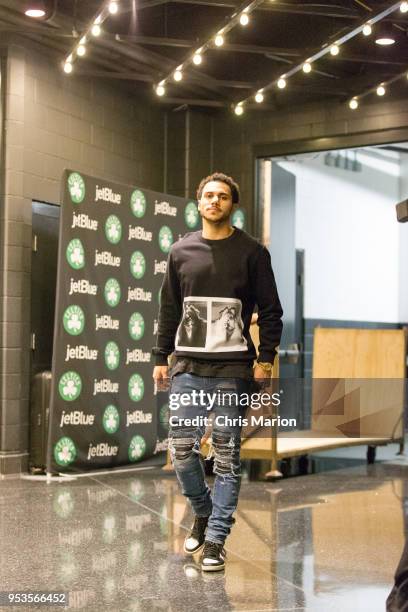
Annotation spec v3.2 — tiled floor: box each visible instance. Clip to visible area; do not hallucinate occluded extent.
[0,445,406,611]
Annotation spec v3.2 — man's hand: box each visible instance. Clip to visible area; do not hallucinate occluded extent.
[253,364,273,393]
[253,364,271,380]
[153,365,170,392]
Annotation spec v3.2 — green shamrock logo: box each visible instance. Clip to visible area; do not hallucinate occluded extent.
[67,172,85,204]
[130,190,146,218]
[128,435,147,462]
[105,215,122,245]
[130,251,146,280]
[63,305,85,336]
[128,374,144,402]
[104,341,120,370]
[103,405,120,434]
[104,278,121,307]
[58,371,82,401]
[184,202,199,228]
[54,437,77,467]
[129,312,145,341]
[232,209,245,229]
[158,226,173,253]
[159,403,169,430]
[66,239,85,270]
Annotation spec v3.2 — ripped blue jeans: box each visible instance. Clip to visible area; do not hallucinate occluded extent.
[168,373,250,545]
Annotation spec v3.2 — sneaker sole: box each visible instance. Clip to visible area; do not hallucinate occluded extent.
[183,542,205,555]
[201,561,225,572]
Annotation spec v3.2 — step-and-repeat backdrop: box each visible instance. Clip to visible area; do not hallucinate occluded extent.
[47,170,246,473]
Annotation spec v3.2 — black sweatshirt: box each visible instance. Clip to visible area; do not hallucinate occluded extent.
[152,228,283,369]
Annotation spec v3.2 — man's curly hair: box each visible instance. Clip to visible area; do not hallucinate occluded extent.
[196,172,240,205]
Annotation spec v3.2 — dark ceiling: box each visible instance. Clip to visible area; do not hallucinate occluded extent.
[1,0,408,112]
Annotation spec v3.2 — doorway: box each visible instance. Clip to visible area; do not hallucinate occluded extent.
[30,201,60,377]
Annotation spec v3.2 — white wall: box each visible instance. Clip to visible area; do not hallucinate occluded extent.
[278,149,401,322]
[399,155,408,323]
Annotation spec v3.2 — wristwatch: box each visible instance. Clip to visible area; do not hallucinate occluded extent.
[256,361,274,373]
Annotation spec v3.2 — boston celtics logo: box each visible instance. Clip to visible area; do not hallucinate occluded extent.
[54,436,77,467]
[66,238,85,270]
[67,172,85,204]
[104,278,121,307]
[130,189,146,218]
[58,371,82,401]
[130,251,146,280]
[232,208,245,229]
[128,541,144,567]
[159,403,169,430]
[102,515,117,545]
[105,215,122,245]
[128,435,147,462]
[53,489,74,519]
[105,341,120,370]
[158,226,173,253]
[63,305,85,336]
[128,374,144,402]
[129,312,144,341]
[103,405,120,434]
[185,201,199,228]
[128,479,145,502]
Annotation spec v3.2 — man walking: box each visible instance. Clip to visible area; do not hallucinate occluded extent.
[152,172,283,571]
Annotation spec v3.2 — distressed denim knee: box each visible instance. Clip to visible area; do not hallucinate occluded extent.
[211,430,241,478]
[169,426,201,468]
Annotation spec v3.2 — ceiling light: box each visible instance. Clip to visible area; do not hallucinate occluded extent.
[91,24,101,36]
[303,62,312,73]
[255,92,264,103]
[94,15,102,25]
[193,53,202,65]
[400,2,408,13]
[63,62,73,74]
[362,24,372,36]
[25,1,46,18]
[234,104,244,116]
[215,34,224,47]
[349,98,358,110]
[330,44,339,56]
[156,84,165,96]
[277,77,286,89]
[108,1,119,14]
[174,69,183,81]
[77,45,86,57]
[375,36,395,46]
[376,85,386,96]
[375,25,395,46]
[240,13,249,26]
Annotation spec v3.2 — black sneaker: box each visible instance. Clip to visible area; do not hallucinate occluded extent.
[183,515,209,555]
[200,541,226,572]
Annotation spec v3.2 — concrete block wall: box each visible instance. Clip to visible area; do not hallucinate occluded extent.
[165,108,214,199]
[0,41,165,474]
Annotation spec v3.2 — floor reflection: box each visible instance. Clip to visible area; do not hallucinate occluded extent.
[0,459,406,611]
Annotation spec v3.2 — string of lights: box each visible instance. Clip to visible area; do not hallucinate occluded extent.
[153,0,265,97]
[348,65,408,109]
[60,0,408,115]
[233,0,408,116]
[62,0,120,74]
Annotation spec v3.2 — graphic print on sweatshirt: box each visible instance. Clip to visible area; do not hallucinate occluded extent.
[175,296,247,352]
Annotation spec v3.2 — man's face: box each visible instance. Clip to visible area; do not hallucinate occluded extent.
[198,180,234,223]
